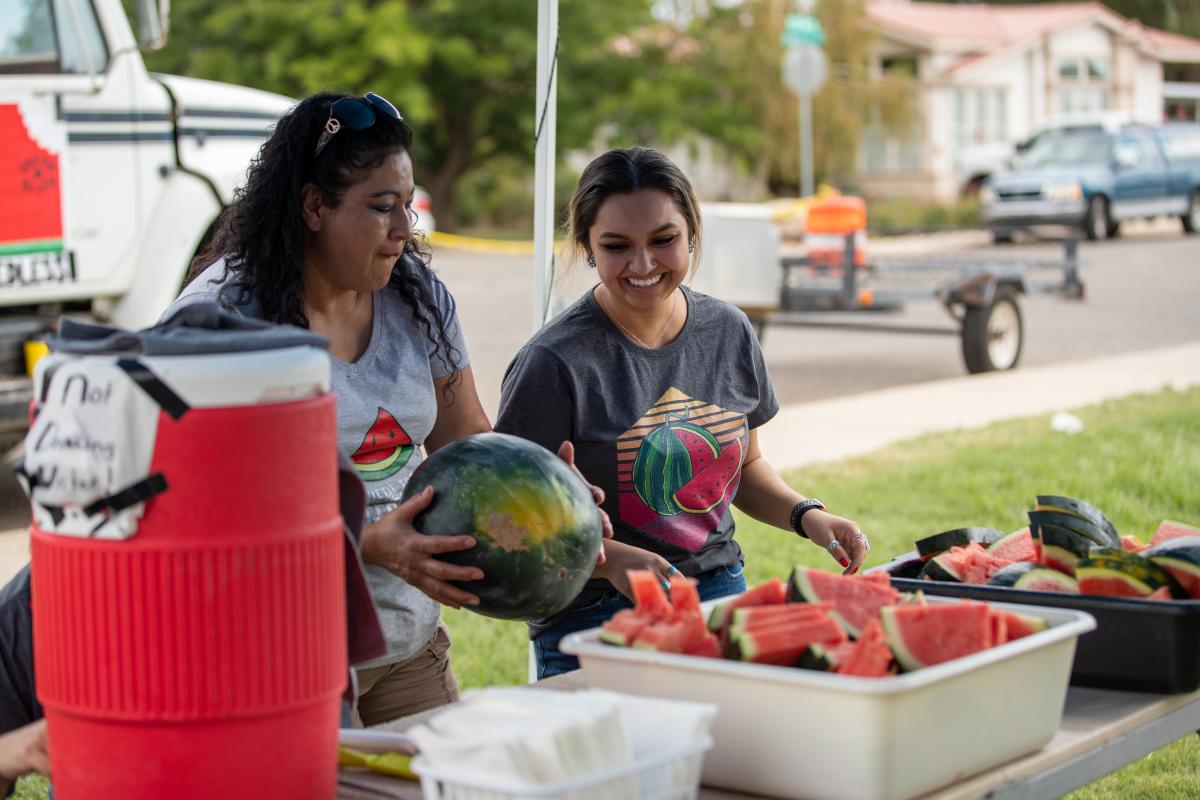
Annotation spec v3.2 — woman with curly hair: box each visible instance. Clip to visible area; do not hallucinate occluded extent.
[166,91,492,725]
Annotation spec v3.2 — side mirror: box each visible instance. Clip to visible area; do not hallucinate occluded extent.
[136,0,170,50]
[1114,145,1139,170]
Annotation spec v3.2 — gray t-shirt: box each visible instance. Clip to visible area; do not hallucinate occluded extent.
[495,287,778,632]
[169,257,468,665]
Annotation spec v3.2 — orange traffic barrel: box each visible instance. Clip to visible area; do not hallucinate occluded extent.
[805,195,867,267]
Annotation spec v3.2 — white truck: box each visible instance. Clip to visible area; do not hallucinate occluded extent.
[0,0,293,436]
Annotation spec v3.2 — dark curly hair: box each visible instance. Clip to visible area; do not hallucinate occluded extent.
[191,91,461,397]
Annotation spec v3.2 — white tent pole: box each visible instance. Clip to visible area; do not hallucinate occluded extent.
[532,0,559,332]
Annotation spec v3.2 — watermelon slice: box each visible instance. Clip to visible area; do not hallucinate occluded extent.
[988,609,1048,643]
[683,634,723,658]
[835,619,894,678]
[920,543,1013,585]
[788,567,900,638]
[988,528,1037,562]
[1142,536,1200,599]
[599,609,652,647]
[987,562,1079,593]
[667,572,701,615]
[796,640,856,672]
[915,527,1004,560]
[627,570,672,619]
[1121,535,1147,553]
[880,601,992,672]
[1034,495,1120,547]
[1075,548,1183,599]
[673,435,744,514]
[1149,519,1200,548]
[707,578,788,634]
[350,408,413,481]
[731,616,846,665]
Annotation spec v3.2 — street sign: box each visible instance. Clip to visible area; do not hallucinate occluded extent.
[782,44,828,96]
[781,13,825,47]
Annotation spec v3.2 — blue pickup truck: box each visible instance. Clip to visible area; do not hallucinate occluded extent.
[980,122,1200,242]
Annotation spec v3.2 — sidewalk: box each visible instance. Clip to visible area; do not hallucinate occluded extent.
[759,341,1200,471]
[1,341,1197,585]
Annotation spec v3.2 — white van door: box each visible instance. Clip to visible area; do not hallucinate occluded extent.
[0,0,170,305]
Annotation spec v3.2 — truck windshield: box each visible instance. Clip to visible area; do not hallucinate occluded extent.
[1023,133,1112,169]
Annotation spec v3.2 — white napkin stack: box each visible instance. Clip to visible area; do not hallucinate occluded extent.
[408,687,716,798]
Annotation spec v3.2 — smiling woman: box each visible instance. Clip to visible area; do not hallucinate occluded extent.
[163,91,494,728]
[494,146,871,679]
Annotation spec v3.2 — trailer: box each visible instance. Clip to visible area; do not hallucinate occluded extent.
[690,205,1085,374]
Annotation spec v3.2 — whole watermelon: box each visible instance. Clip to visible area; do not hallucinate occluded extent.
[400,432,603,620]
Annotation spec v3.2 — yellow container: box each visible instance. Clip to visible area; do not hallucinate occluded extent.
[24,340,49,377]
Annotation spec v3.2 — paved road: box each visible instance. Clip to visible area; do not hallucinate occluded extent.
[443,226,1200,417]
[0,226,1196,534]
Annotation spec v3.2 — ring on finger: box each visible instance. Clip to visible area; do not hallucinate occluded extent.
[666,565,679,575]
[825,540,842,553]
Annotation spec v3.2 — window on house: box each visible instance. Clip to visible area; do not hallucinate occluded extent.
[881,55,918,78]
[1056,55,1111,115]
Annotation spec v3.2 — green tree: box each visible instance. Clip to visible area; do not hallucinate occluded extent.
[146,0,665,231]
[670,0,915,193]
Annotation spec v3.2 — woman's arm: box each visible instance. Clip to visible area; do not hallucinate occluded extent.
[425,366,492,453]
[732,428,870,574]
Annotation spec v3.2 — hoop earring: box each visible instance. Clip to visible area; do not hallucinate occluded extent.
[586,251,596,269]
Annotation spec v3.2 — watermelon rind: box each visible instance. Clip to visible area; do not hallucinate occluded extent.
[919,555,963,583]
[1076,547,1185,597]
[1141,539,1200,599]
[987,528,1034,560]
[1035,495,1120,544]
[1013,568,1079,593]
[879,606,924,673]
[1027,510,1114,548]
[1034,524,1094,574]
[915,527,1004,559]
[986,561,1039,587]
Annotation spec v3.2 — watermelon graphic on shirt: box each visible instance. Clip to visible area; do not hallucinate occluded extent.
[618,387,746,552]
[351,408,413,481]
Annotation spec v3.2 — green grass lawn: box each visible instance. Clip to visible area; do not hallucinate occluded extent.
[15,387,1199,798]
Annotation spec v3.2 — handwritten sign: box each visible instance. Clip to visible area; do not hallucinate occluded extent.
[21,357,162,539]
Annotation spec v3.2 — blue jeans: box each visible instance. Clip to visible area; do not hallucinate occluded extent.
[533,560,747,679]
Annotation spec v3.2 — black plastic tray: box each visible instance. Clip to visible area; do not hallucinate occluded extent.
[886,573,1200,693]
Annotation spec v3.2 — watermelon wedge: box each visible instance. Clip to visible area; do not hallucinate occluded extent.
[880,601,992,672]
[350,408,413,481]
[627,570,672,619]
[599,609,652,647]
[707,578,788,634]
[1142,536,1200,599]
[1149,519,1200,548]
[835,619,894,678]
[731,616,846,666]
[988,528,1037,562]
[788,567,900,639]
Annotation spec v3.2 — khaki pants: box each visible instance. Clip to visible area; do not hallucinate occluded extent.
[351,623,459,727]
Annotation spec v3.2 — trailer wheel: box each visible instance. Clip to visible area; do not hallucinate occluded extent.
[1083,196,1110,241]
[1183,189,1200,234]
[961,289,1023,373]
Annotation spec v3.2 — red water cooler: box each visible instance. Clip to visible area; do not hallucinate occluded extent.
[27,345,346,799]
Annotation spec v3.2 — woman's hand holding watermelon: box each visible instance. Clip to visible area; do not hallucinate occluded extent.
[360,485,485,609]
[556,440,615,567]
[595,540,675,600]
[804,511,871,576]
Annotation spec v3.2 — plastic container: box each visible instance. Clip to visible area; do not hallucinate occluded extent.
[805,195,867,267]
[562,597,1095,800]
[29,346,346,800]
[886,573,1200,693]
[412,735,712,800]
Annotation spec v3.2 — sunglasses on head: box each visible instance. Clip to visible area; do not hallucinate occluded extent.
[314,92,403,157]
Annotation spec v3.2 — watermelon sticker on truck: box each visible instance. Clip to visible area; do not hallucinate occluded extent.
[0,101,74,288]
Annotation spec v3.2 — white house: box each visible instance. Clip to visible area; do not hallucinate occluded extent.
[859,0,1200,201]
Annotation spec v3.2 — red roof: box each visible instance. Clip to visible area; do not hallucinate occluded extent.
[865,1,1200,70]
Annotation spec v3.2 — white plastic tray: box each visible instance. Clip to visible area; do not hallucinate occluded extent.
[562,596,1096,800]
[412,734,712,800]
